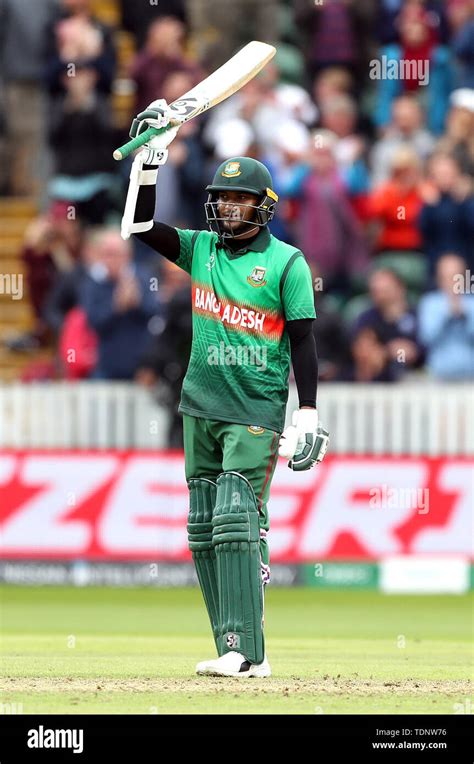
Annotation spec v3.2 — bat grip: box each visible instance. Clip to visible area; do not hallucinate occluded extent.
[113,124,170,161]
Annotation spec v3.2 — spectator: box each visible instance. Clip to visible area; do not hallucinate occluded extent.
[418,253,474,379]
[367,146,423,252]
[135,260,192,448]
[79,229,160,380]
[295,0,370,83]
[419,152,474,274]
[375,0,449,46]
[311,265,351,381]
[340,327,395,382]
[0,0,57,195]
[43,214,93,338]
[352,268,422,379]
[187,0,278,70]
[370,95,436,187]
[203,64,313,153]
[7,205,82,350]
[312,66,354,107]
[48,67,120,224]
[263,118,310,243]
[374,3,453,135]
[119,0,187,50]
[285,129,369,295]
[129,16,200,113]
[436,89,474,176]
[451,1,474,88]
[211,119,258,163]
[44,0,116,99]
[272,79,318,127]
[318,94,370,196]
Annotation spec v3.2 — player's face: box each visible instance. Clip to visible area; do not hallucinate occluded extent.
[216,191,259,234]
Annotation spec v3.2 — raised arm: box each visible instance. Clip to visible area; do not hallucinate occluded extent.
[120,99,183,261]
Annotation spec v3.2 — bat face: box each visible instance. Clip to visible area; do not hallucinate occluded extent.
[166,41,275,125]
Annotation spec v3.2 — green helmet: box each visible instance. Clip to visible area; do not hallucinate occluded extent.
[205,157,279,241]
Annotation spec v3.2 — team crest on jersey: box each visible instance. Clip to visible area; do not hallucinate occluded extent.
[247,266,267,287]
[222,161,241,177]
[248,425,265,435]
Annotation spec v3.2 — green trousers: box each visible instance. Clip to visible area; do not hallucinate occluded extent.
[183,414,280,582]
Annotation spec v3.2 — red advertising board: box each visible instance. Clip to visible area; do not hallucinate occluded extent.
[0,452,472,561]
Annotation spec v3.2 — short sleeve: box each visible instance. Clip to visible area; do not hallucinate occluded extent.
[175,229,200,275]
[282,252,316,321]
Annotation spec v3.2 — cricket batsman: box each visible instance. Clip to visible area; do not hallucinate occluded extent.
[121,100,329,677]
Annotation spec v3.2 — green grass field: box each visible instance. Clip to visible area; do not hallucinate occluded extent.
[1,586,472,714]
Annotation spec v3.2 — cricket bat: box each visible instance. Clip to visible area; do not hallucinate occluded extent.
[113,40,276,161]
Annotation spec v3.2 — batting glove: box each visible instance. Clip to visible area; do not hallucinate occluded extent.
[129,98,176,138]
[279,409,329,471]
[129,99,183,166]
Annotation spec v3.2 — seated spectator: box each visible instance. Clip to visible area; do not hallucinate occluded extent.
[351,268,422,379]
[204,64,312,153]
[419,152,474,274]
[451,2,474,88]
[272,80,318,128]
[312,66,354,107]
[295,0,370,83]
[0,0,56,196]
[418,253,474,380]
[44,0,116,99]
[43,215,105,340]
[6,205,82,350]
[367,146,423,252]
[285,129,369,295]
[129,16,200,113]
[318,94,370,197]
[339,326,395,382]
[79,229,161,380]
[436,89,474,176]
[374,3,452,135]
[263,118,311,243]
[48,67,121,225]
[119,0,187,49]
[370,95,436,187]
[375,0,449,47]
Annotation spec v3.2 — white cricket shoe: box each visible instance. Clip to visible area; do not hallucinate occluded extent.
[196,651,271,677]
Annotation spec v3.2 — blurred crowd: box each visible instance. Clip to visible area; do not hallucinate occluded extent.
[1,0,473,442]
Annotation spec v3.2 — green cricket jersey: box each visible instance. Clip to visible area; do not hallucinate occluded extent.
[174,226,316,433]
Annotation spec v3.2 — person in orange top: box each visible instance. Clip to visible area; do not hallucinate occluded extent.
[367,146,423,253]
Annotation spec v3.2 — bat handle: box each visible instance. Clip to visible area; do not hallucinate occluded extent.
[113,119,183,161]
[113,126,160,161]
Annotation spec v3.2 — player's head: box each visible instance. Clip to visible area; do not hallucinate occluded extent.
[205,157,278,241]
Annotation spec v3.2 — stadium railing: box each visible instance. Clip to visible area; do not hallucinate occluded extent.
[0,382,472,455]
